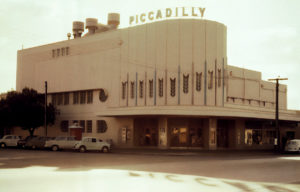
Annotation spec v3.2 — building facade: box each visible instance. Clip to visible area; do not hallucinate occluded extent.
[15,14,300,149]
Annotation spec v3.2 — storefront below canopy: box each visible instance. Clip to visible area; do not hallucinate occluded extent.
[132,117,299,150]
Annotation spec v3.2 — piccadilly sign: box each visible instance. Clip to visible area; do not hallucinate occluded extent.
[129,7,206,25]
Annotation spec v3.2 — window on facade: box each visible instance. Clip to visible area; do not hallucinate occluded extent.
[158,78,163,97]
[51,94,57,105]
[80,120,85,133]
[52,50,55,58]
[73,92,79,104]
[97,120,107,133]
[86,120,92,133]
[60,120,68,132]
[208,70,213,89]
[56,48,60,57]
[66,47,69,55]
[87,90,93,104]
[80,91,86,104]
[130,81,135,99]
[149,80,153,98]
[122,82,127,99]
[61,48,65,56]
[64,93,69,105]
[139,80,144,98]
[218,69,221,87]
[196,72,202,91]
[170,78,176,97]
[183,74,189,94]
[57,93,63,105]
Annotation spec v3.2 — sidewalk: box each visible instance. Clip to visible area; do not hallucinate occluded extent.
[111,147,280,157]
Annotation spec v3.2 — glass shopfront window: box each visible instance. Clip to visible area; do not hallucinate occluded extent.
[169,118,204,147]
[245,120,275,145]
[245,129,275,145]
[171,127,187,146]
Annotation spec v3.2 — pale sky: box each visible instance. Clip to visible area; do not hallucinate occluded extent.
[0,0,299,109]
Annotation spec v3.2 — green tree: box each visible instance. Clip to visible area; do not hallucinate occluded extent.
[3,88,56,136]
[0,98,13,137]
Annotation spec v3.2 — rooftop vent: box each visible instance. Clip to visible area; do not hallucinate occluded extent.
[72,21,84,38]
[85,18,98,35]
[107,13,120,30]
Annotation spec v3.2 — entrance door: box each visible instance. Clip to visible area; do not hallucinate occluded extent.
[134,118,158,146]
[217,120,229,148]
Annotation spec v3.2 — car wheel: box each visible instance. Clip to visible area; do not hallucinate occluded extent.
[79,146,86,153]
[52,145,59,151]
[0,143,6,148]
[102,146,109,153]
[32,145,36,150]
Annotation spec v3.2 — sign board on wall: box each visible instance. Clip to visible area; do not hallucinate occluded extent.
[130,7,206,25]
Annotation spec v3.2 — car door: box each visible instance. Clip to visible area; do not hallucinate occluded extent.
[90,138,98,150]
[57,137,65,148]
[67,137,76,149]
[4,136,11,146]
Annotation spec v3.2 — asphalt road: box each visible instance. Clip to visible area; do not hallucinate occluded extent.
[0,148,300,192]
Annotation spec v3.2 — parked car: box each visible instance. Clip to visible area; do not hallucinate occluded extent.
[17,135,38,148]
[45,136,79,151]
[285,139,300,153]
[25,136,54,149]
[0,135,21,148]
[74,137,111,153]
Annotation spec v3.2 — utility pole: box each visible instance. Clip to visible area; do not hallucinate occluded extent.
[268,77,288,153]
[44,81,48,136]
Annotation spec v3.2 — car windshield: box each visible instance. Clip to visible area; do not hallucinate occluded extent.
[25,136,37,141]
[290,141,297,145]
[38,137,46,141]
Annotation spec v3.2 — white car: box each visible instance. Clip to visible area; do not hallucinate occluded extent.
[285,139,300,153]
[0,135,21,148]
[74,137,111,153]
[45,136,79,151]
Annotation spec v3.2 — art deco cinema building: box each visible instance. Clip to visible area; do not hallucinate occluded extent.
[16,12,300,150]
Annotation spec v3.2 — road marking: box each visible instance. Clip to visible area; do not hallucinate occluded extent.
[0,166,299,192]
[279,156,300,161]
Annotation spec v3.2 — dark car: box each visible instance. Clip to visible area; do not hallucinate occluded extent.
[17,135,38,148]
[25,136,54,149]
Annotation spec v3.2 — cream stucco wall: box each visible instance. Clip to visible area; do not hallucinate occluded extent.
[227,65,287,109]
[17,19,228,108]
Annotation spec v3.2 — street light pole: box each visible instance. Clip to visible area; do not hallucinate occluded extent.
[268,77,288,152]
[44,81,48,136]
